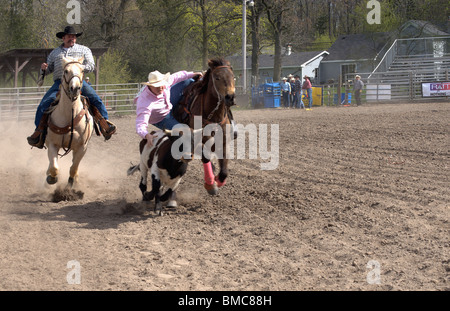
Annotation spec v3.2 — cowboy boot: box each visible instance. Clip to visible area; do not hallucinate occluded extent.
[27,113,49,149]
[90,106,116,140]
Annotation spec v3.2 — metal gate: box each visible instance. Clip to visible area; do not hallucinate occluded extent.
[0,83,141,121]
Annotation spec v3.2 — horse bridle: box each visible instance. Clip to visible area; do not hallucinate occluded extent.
[57,61,89,157]
[207,65,234,121]
[62,61,84,101]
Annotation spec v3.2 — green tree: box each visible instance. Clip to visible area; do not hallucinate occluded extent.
[184,0,241,69]
[95,48,132,84]
[262,0,291,82]
[0,0,35,50]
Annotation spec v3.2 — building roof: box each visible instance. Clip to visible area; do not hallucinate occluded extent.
[398,20,449,38]
[0,48,108,58]
[322,32,391,62]
[322,20,449,63]
[0,48,108,87]
[229,50,329,70]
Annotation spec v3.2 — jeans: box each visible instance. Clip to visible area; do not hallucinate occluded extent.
[293,93,299,108]
[282,91,290,107]
[355,89,362,105]
[295,92,304,108]
[153,78,195,131]
[34,79,109,128]
[307,88,313,108]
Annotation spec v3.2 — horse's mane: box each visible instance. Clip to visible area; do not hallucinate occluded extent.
[198,57,232,94]
[175,57,233,123]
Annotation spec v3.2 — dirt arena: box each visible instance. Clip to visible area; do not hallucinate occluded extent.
[0,101,448,291]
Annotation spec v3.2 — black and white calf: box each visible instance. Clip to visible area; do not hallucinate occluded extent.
[127,129,198,215]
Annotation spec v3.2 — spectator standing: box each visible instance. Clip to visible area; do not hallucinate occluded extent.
[293,75,303,109]
[302,75,313,109]
[280,77,291,108]
[289,76,295,108]
[353,75,364,106]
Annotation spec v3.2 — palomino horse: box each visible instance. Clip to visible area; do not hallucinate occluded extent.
[45,56,94,187]
[174,57,236,195]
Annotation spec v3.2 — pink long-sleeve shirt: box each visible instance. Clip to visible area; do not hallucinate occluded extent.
[135,71,196,139]
[302,79,312,90]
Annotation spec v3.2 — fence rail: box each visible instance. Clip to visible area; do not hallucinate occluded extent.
[345,68,450,103]
[0,83,141,121]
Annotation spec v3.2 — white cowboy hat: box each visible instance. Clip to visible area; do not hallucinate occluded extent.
[142,70,170,87]
[282,77,287,80]
[355,75,361,78]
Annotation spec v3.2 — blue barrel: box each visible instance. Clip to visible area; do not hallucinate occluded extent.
[341,92,352,104]
[263,83,281,108]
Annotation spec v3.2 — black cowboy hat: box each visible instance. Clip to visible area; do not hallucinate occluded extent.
[56,26,83,39]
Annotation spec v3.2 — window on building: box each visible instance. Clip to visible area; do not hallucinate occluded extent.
[341,64,356,83]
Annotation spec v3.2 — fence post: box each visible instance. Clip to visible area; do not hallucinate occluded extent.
[337,76,342,105]
[16,87,20,121]
[345,77,349,105]
[409,71,414,101]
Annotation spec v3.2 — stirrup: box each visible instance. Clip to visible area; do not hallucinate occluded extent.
[27,133,46,149]
[27,126,48,148]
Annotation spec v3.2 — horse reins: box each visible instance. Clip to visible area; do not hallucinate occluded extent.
[50,61,90,157]
[207,65,233,121]
[181,65,232,126]
[62,61,84,101]
[59,108,75,157]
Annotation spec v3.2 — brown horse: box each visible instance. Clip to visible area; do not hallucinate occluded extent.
[174,57,236,195]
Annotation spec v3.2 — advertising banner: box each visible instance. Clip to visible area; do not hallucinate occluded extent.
[422,82,450,97]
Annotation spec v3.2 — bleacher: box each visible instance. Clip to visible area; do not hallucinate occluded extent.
[359,37,450,101]
[388,54,450,72]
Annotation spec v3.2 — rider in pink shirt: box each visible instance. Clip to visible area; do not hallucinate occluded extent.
[135,70,201,145]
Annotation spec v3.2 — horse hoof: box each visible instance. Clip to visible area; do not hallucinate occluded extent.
[143,191,154,201]
[154,203,163,216]
[204,182,218,195]
[46,175,58,185]
[167,200,177,209]
[67,177,74,187]
[215,176,227,188]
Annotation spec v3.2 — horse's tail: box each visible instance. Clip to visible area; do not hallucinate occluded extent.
[127,164,140,176]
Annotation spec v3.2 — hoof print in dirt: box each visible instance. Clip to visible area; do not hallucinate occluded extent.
[51,187,84,202]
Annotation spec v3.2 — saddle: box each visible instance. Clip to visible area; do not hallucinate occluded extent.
[47,94,92,135]
[48,94,108,137]
[174,82,199,125]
